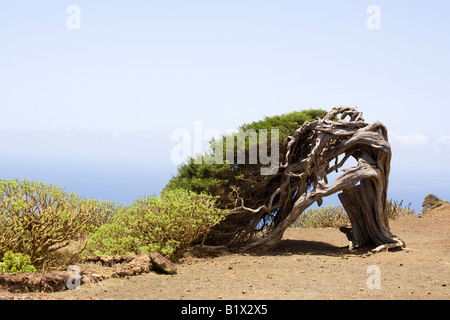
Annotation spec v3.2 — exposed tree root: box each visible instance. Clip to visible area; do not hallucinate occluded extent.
[371,239,405,253]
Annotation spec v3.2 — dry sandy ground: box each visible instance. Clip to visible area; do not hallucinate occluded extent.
[50,204,450,300]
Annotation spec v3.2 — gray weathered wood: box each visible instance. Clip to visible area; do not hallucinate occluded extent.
[234,106,404,252]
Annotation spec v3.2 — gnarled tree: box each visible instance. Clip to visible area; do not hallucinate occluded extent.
[168,107,404,253]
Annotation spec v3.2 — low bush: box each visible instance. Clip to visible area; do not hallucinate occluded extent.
[84,189,227,260]
[0,252,36,273]
[422,194,448,213]
[292,199,415,228]
[386,199,415,219]
[292,206,349,228]
[0,179,106,268]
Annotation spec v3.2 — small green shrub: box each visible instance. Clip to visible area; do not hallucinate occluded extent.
[422,194,448,213]
[0,178,105,268]
[0,252,36,273]
[292,206,349,228]
[84,189,227,260]
[82,200,121,235]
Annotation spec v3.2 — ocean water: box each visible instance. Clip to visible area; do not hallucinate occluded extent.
[0,130,179,205]
[0,156,178,205]
[0,131,446,213]
[1,156,441,214]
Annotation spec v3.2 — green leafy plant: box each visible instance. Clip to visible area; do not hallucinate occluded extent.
[0,252,36,273]
[0,179,103,267]
[84,189,227,260]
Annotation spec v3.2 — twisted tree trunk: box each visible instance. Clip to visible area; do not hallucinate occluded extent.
[229,107,404,252]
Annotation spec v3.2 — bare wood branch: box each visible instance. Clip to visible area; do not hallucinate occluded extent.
[211,106,404,254]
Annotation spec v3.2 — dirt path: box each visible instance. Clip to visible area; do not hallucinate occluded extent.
[50,205,450,300]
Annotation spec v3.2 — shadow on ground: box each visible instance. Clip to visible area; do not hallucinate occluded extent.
[246,239,372,258]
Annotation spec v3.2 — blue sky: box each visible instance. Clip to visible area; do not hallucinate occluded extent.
[1,1,449,211]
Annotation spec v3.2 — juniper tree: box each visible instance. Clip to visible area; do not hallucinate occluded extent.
[166,107,404,253]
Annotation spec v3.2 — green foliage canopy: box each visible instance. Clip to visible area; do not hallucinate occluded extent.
[164,109,329,245]
[164,109,328,200]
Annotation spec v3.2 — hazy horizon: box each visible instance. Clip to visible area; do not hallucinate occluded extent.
[0,127,447,214]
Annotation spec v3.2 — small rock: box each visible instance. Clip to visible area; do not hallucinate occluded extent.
[149,252,177,275]
[89,273,103,283]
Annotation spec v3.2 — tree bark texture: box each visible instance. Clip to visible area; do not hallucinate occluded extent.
[226,106,404,252]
